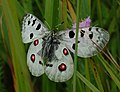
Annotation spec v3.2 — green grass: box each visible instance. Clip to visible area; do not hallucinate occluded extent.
[1,0,120,92]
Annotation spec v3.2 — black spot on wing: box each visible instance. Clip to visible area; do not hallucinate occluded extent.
[98,36,100,39]
[69,30,75,38]
[32,19,37,26]
[81,30,85,33]
[95,27,101,34]
[89,27,92,31]
[72,43,75,50]
[96,40,99,42]
[31,15,33,18]
[80,30,85,37]
[27,14,30,17]
[30,33,33,39]
[89,32,93,39]
[36,23,41,30]
[96,28,99,31]
[39,61,43,65]
[28,21,30,25]
[46,64,53,67]
[78,41,80,43]
[81,33,84,37]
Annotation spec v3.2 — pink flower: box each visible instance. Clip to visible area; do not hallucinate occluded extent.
[73,16,91,28]
[80,16,91,28]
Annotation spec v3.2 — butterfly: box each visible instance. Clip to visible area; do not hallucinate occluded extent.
[21,13,109,82]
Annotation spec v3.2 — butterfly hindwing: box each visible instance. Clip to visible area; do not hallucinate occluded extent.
[45,43,74,82]
[22,13,49,43]
[27,39,44,76]
[60,27,109,57]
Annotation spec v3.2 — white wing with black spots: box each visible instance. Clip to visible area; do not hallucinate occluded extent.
[22,13,110,82]
[27,39,44,76]
[59,27,109,57]
[22,13,49,43]
[45,43,74,82]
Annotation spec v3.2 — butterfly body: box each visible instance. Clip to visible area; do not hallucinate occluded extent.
[40,31,61,61]
[22,13,109,82]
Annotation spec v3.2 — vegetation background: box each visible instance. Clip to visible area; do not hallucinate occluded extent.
[0,0,120,92]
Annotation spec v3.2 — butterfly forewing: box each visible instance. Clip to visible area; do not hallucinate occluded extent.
[59,27,109,57]
[22,13,49,43]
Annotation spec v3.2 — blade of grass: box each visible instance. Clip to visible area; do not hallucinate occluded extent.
[76,77,83,92]
[16,1,26,19]
[97,0,103,26]
[77,71,100,92]
[2,0,34,92]
[80,0,91,18]
[21,0,33,13]
[98,55,120,89]
[43,1,56,92]
[85,59,91,92]
[43,0,53,90]
[52,0,59,27]
[67,0,76,22]
[34,0,44,16]
[44,0,54,29]
[73,0,80,92]
[107,49,120,70]
[90,59,104,92]
[62,0,68,29]
[100,48,120,72]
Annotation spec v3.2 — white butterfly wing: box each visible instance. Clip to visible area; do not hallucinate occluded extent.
[27,39,44,76]
[22,13,49,43]
[59,27,109,57]
[45,43,74,82]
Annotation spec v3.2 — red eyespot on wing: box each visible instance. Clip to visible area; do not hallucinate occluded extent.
[34,39,39,46]
[31,54,35,63]
[58,63,67,72]
[63,48,68,55]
